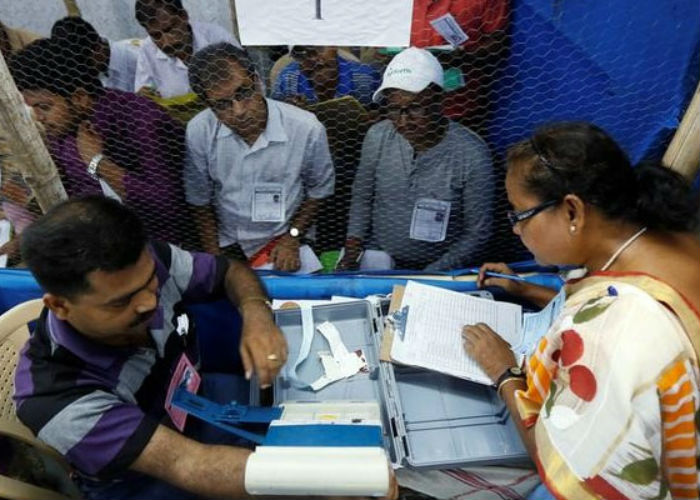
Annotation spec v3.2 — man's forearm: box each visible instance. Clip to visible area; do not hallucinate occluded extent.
[193,205,220,254]
[132,425,252,499]
[288,197,322,235]
[97,158,127,197]
[224,260,270,307]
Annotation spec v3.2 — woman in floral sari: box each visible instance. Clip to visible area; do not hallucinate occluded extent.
[465,122,699,500]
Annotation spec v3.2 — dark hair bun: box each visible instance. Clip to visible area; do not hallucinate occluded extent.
[635,162,699,231]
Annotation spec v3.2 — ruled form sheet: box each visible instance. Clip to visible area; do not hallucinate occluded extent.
[390,281,523,384]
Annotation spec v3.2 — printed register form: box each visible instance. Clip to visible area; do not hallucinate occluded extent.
[390,281,522,385]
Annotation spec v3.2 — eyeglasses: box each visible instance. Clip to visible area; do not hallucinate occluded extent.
[507,199,559,226]
[386,102,429,120]
[208,84,257,112]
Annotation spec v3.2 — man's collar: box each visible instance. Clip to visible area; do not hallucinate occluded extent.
[47,311,130,369]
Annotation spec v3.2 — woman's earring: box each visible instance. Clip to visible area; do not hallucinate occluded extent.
[569,225,576,234]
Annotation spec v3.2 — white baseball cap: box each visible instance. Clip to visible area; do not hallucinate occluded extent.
[372,47,444,103]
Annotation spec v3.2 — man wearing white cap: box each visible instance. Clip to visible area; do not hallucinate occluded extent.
[338,47,494,271]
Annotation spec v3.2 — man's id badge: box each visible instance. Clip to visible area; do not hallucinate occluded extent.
[165,353,201,431]
[409,198,451,242]
[252,183,285,222]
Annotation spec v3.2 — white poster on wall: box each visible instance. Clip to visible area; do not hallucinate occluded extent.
[235,0,413,46]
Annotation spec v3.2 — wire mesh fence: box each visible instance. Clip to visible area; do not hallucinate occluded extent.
[0,0,697,272]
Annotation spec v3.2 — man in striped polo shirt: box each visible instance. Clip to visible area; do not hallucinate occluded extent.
[13,196,288,499]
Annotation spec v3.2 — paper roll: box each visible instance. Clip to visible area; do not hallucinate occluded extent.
[244,446,390,496]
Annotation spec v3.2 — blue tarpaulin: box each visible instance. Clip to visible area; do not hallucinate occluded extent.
[487,0,699,164]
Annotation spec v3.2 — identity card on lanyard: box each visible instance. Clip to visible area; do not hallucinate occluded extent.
[252,183,285,222]
[409,198,451,242]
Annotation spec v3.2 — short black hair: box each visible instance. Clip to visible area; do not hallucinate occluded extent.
[135,0,186,27]
[507,122,699,232]
[8,37,102,97]
[21,196,148,299]
[50,16,101,63]
[188,42,257,101]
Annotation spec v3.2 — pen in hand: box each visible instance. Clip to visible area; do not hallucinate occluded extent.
[483,271,527,282]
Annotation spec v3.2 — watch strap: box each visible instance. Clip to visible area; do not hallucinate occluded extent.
[495,365,525,389]
[87,153,105,180]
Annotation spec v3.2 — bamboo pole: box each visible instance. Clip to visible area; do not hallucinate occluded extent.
[662,82,700,180]
[228,0,240,40]
[63,0,82,17]
[0,51,67,212]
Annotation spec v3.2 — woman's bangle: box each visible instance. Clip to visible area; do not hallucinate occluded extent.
[497,376,527,399]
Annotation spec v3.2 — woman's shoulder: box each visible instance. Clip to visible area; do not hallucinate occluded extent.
[559,279,692,361]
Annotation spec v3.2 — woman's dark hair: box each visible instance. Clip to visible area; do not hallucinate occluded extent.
[188,42,257,101]
[507,122,699,232]
[21,196,147,299]
[8,38,102,97]
[135,0,186,28]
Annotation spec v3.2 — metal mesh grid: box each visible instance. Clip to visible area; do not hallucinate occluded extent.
[0,0,696,272]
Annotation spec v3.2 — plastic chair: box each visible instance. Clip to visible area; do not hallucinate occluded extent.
[0,299,79,500]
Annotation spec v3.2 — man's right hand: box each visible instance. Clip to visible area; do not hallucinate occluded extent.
[336,238,363,271]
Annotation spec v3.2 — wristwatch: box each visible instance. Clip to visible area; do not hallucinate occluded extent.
[288,226,302,238]
[87,153,105,180]
[495,365,526,389]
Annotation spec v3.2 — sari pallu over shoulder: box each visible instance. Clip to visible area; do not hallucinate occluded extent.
[517,271,700,500]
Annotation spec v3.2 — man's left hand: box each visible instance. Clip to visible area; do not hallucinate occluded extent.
[270,235,301,272]
[462,323,517,382]
[76,121,104,165]
[239,303,288,388]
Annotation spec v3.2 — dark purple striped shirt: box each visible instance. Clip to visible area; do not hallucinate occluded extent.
[46,88,193,246]
[14,242,229,478]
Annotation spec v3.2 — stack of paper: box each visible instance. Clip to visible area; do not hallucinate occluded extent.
[389,281,564,385]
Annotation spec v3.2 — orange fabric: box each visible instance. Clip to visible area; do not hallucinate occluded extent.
[516,337,552,425]
[658,360,699,499]
[248,235,283,268]
[518,273,699,500]
[410,0,509,48]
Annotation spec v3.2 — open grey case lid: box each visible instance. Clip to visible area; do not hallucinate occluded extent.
[267,297,529,468]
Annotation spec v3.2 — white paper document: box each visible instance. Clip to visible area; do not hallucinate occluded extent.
[235,0,412,46]
[253,244,323,275]
[518,289,565,355]
[0,219,11,268]
[429,13,469,47]
[390,281,523,385]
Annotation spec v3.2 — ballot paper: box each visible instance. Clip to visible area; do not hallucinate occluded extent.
[390,281,563,385]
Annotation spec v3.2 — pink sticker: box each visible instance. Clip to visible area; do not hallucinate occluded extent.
[164,353,201,431]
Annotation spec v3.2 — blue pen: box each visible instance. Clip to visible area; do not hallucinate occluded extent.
[484,271,527,282]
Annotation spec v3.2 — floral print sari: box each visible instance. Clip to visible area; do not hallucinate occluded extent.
[517,272,699,500]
